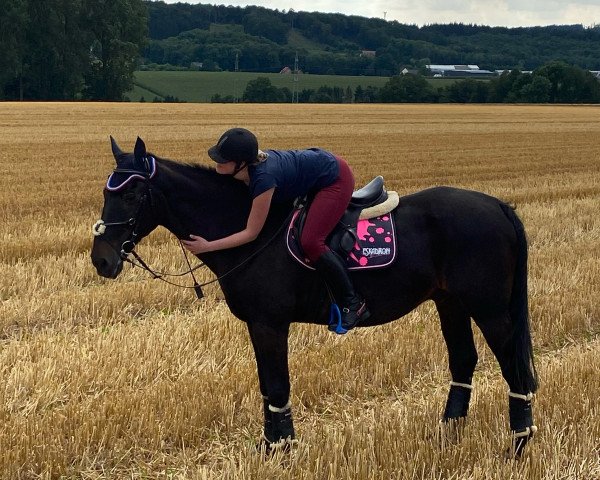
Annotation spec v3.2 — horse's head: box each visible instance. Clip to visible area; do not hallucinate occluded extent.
[91,136,161,278]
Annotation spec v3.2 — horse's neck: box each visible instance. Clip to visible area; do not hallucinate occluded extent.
[152,158,293,277]
[153,158,250,240]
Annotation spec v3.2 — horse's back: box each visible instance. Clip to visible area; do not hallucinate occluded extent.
[396,186,516,242]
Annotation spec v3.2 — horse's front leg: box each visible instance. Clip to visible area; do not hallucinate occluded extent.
[247,320,296,450]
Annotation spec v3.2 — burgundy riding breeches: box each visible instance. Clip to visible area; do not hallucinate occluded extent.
[300,157,355,263]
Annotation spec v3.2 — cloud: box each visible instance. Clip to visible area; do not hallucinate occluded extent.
[159,0,600,27]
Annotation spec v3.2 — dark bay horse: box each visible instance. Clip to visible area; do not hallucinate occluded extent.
[91,137,538,456]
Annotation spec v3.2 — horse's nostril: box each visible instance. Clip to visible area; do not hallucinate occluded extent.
[92,256,107,271]
[92,256,116,277]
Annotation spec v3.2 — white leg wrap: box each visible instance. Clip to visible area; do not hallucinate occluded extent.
[450,381,474,390]
[508,391,534,401]
[268,400,292,413]
[514,425,538,438]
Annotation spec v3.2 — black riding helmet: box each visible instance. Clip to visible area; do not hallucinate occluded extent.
[208,128,258,168]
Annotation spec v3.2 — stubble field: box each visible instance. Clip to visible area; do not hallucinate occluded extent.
[0,103,599,479]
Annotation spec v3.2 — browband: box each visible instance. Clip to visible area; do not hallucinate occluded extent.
[106,156,156,191]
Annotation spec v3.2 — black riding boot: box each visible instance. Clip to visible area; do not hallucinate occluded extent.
[315,251,371,331]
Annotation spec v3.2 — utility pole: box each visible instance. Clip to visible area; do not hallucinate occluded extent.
[383,11,387,20]
[234,52,239,103]
[292,51,299,103]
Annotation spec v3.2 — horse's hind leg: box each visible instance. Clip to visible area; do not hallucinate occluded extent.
[472,310,536,458]
[435,294,478,435]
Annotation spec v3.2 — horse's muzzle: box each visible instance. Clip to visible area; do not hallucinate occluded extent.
[92,256,123,279]
[91,240,124,279]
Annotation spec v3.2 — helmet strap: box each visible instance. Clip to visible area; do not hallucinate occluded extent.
[232,162,249,176]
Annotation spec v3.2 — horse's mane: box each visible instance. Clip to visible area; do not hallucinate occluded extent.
[150,154,250,205]
[151,153,293,234]
[153,154,216,175]
[152,154,245,192]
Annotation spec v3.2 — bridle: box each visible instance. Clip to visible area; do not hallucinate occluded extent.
[93,164,295,299]
[92,166,212,296]
[93,168,153,259]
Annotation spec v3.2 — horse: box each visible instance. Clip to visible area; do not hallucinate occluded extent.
[91,137,538,457]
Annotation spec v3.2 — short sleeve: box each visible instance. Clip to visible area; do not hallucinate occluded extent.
[250,170,277,198]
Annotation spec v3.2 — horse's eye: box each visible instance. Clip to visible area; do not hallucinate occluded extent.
[122,192,137,203]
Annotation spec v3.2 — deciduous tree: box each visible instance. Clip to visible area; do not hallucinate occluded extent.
[81,0,148,100]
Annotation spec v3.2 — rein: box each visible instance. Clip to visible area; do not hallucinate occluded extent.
[93,165,295,299]
[125,206,293,299]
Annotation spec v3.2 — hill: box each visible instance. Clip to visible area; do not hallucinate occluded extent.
[143,1,600,76]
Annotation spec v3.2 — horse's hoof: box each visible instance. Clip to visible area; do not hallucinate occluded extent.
[504,425,537,460]
[437,417,467,447]
[256,436,298,456]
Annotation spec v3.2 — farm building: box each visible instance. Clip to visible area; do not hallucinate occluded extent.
[427,64,496,77]
[427,64,480,73]
[442,69,497,77]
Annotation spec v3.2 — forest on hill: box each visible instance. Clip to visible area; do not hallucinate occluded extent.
[144,1,600,75]
[2,0,599,101]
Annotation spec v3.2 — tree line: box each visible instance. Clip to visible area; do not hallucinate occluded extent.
[145,1,600,76]
[220,62,600,104]
[0,0,147,100]
[2,0,599,102]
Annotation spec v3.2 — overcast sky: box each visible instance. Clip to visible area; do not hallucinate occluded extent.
[159,0,600,27]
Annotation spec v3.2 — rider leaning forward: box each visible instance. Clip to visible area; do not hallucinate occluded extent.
[182,127,370,331]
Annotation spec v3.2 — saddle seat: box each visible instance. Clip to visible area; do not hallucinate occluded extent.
[350,175,387,207]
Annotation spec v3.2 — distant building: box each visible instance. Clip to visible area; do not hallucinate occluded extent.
[427,64,499,77]
[360,50,376,58]
[443,69,497,77]
[427,64,480,74]
[280,66,302,74]
[401,68,419,75]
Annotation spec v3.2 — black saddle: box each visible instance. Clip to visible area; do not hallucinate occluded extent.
[293,176,388,259]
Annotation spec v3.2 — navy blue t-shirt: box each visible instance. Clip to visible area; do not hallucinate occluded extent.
[248,148,339,202]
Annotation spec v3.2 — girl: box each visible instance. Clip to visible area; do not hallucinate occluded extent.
[182,127,370,331]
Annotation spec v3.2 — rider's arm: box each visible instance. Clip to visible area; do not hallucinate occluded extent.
[189,188,275,253]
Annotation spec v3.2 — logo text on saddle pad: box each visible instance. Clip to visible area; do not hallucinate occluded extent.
[287,212,397,271]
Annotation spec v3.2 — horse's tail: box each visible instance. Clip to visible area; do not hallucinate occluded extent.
[499,202,539,394]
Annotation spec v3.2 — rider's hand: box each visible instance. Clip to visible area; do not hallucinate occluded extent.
[182,234,212,254]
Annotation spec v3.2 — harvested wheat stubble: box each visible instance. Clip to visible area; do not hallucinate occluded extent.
[0,103,598,479]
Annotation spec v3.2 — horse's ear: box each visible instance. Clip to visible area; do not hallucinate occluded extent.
[134,136,147,162]
[110,136,124,162]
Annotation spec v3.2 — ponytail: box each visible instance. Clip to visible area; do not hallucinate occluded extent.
[256,149,268,163]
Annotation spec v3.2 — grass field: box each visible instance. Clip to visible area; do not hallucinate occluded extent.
[129,70,395,102]
[0,103,599,479]
[129,71,462,102]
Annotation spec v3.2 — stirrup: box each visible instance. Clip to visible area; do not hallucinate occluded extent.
[328,303,347,334]
[328,302,369,334]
